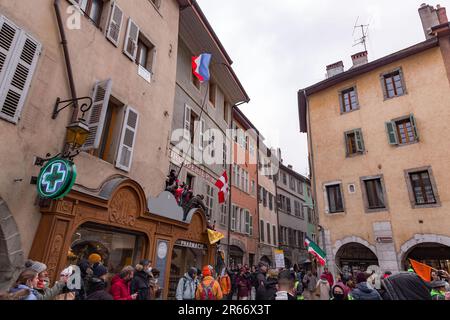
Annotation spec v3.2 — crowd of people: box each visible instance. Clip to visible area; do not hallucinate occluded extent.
[1,254,449,301]
[0,254,162,301]
[174,261,450,301]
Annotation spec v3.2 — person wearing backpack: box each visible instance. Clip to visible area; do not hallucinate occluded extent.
[195,265,223,300]
[176,267,199,300]
[218,268,232,300]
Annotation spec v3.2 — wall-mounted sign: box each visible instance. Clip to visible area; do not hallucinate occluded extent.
[376,237,393,243]
[175,240,206,250]
[37,158,77,200]
[274,249,285,269]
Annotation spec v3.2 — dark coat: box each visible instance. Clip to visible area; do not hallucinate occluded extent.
[351,282,382,300]
[131,271,151,300]
[265,278,278,300]
[86,279,113,300]
[255,272,268,300]
[236,275,252,298]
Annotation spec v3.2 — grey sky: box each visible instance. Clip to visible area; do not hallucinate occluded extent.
[197,0,449,176]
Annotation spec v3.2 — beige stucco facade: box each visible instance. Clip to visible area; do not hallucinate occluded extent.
[0,0,180,288]
[307,45,450,275]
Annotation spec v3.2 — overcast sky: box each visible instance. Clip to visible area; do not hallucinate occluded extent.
[196,0,449,176]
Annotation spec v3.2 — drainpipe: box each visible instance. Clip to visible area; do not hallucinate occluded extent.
[54,0,79,123]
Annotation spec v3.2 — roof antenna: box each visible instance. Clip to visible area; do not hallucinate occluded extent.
[352,16,370,52]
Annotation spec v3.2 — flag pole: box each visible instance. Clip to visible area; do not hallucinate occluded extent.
[226,109,233,268]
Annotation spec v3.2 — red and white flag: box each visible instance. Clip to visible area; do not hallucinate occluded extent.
[215,171,229,204]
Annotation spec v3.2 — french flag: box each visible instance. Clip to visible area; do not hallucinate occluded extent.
[215,171,229,204]
[192,53,212,83]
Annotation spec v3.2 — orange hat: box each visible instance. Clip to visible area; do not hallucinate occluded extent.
[202,265,212,277]
[88,253,102,264]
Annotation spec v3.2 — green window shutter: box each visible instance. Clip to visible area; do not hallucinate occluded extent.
[385,121,398,145]
[355,129,365,152]
[410,114,419,141]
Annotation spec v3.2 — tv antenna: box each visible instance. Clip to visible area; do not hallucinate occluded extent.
[352,16,370,52]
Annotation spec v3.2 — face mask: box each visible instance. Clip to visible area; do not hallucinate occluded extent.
[333,293,345,300]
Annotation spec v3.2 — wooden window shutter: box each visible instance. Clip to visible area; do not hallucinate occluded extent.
[106,1,124,47]
[123,18,139,61]
[116,106,139,172]
[0,24,41,124]
[410,114,419,141]
[355,129,365,152]
[83,79,113,150]
[183,104,191,141]
[385,121,398,145]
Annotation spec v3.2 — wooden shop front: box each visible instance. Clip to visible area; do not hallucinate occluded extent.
[28,177,215,299]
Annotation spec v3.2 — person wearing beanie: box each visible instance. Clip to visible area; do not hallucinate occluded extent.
[195,265,223,300]
[86,264,112,300]
[315,273,331,300]
[176,267,199,300]
[130,261,151,300]
[349,272,382,300]
[88,253,102,265]
[25,260,68,300]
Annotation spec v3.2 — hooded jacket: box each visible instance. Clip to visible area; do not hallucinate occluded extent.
[110,275,132,300]
[131,270,151,300]
[316,278,331,300]
[86,278,113,300]
[195,276,223,300]
[235,274,252,298]
[176,273,198,300]
[9,284,38,300]
[351,282,382,300]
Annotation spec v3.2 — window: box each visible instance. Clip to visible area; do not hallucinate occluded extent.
[307,187,311,198]
[0,16,41,124]
[245,171,249,193]
[345,129,365,156]
[231,205,237,231]
[262,188,267,207]
[123,19,157,77]
[209,82,216,107]
[361,176,387,212]
[235,165,240,188]
[286,198,291,213]
[249,140,255,156]
[307,208,312,223]
[220,204,227,226]
[251,180,256,195]
[297,181,304,195]
[385,114,419,146]
[289,176,296,191]
[205,184,215,218]
[260,220,265,242]
[326,184,344,213]
[186,174,194,191]
[75,0,104,26]
[339,87,359,113]
[266,223,271,244]
[268,193,273,211]
[282,173,287,185]
[84,80,139,172]
[381,68,406,99]
[288,228,294,246]
[409,171,437,205]
[302,205,307,219]
[294,201,301,217]
[272,225,277,245]
[244,210,250,234]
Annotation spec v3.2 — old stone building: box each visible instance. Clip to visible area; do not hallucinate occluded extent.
[298,4,450,276]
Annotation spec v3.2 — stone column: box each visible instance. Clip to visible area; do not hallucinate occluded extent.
[372,221,400,273]
[323,229,337,277]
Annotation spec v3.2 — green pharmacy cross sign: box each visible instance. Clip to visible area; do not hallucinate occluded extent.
[37,158,77,199]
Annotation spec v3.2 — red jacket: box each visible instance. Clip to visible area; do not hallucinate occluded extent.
[323,272,334,287]
[110,274,132,300]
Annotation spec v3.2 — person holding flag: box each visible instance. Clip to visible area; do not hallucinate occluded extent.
[304,236,327,266]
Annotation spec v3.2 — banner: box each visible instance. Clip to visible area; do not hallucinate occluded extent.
[274,249,285,268]
[207,229,225,245]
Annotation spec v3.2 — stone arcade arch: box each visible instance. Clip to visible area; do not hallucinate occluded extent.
[0,197,24,291]
[399,234,450,270]
[333,236,379,273]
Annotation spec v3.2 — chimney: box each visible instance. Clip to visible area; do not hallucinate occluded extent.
[351,51,368,68]
[419,3,447,39]
[288,165,293,170]
[326,61,344,78]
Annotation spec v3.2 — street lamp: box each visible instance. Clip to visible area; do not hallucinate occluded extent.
[65,120,90,150]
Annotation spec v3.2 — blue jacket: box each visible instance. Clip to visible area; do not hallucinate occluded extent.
[351,282,382,300]
[9,284,38,300]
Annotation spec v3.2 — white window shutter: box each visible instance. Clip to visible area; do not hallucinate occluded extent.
[0,16,21,87]
[116,106,139,172]
[106,1,123,47]
[184,104,191,141]
[83,79,112,150]
[150,48,157,74]
[123,18,139,61]
[0,26,41,124]
[199,118,205,150]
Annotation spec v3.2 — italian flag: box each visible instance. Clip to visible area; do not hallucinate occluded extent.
[304,236,326,266]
